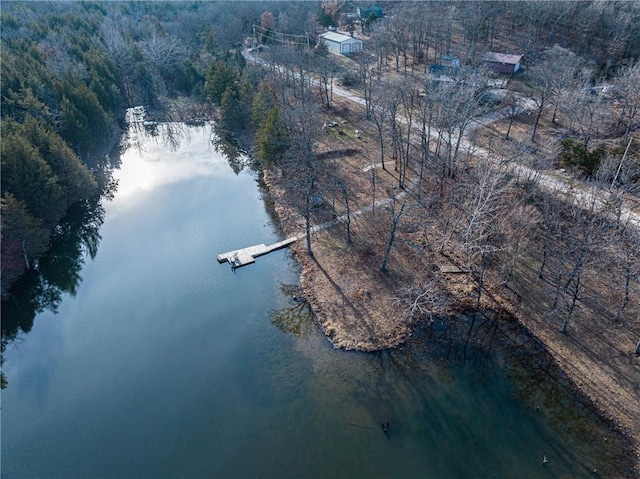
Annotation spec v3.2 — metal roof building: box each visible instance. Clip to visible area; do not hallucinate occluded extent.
[319,32,363,55]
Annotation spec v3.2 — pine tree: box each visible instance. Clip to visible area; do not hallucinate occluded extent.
[256,107,289,162]
[251,84,276,130]
[205,62,238,106]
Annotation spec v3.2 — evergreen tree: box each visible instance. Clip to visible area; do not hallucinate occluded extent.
[219,86,242,132]
[219,81,253,133]
[256,107,289,162]
[21,117,98,205]
[0,193,51,286]
[205,61,238,105]
[251,83,276,130]
[1,130,66,225]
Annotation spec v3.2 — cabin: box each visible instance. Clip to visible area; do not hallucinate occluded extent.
[482,52,523,74]
[319,32,363,55]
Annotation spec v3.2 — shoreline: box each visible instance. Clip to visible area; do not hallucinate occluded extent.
[261,161,640,478]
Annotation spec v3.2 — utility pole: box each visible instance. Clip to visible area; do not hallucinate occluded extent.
[611,137,633,190]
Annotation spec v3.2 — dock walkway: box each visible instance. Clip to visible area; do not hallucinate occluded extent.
[217,237,298,269]
[217,194,405,270]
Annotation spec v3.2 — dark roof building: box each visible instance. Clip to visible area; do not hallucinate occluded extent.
[482,52,523,74]
[440,54,460,69]
[357,6,384,20]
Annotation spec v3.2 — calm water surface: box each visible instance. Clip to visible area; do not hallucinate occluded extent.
[2,118,611,478]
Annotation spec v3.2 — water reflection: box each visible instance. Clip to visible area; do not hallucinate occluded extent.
[498,325,635,474]
[270,284,314,339]
[1,180,111,389]
[212,135,251,174]
[0,122,124,387]
[1,153,118,338]
[0,112,247,389]
[124,108,218,156]
[1,197,104,371]
[111,124,234,209]
[389,311,634,476]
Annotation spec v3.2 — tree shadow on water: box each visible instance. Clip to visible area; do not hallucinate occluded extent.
[1,194,107,389]
[269,284,314,339]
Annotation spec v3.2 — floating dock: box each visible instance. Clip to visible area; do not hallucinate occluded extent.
[217,237,298,269]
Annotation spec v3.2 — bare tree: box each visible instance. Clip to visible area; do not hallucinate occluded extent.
[612,227,640,323]
[381,193,408,273]
[335,170,353,244]
[395,279,452,324]
[561,75,602,157]
[613,61,640,139]
[138,30,182,71]
[428,3,454,64]
[321,0,341,25]
[544,45,584,124]
[415,87,437,199]
[502,91,522,140]
[357,57,378,120]
[384,10,410,73]
[527,59,556,142]
[258,10,277,45]
[459,1,494,64]
[101,16,135,70]
[312,45,340,107]
[397,79,418,189]
[368,92,388,171]
[362,147,378,216]
[554,192,611,333]
[281,90,322,256]
[432,67,490,182]
[439,157,517,342]
[457,158,513,275]
[537,188,564,280]
[405,4,430,74]
[367,29,389,78]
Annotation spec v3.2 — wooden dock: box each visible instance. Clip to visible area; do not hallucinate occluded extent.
[217,237,298,269]
[217,195,404,270]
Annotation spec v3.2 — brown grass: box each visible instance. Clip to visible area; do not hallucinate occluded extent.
[261,90,640,477]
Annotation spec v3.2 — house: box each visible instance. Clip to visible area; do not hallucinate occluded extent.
[319,32,363,55]
[429,55,460,77]
[440,54,460,69]
[429,64,447,76]
[357,6,384,20]
[482,52,523,74]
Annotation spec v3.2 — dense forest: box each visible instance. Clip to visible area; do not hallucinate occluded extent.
[2,2,119,294]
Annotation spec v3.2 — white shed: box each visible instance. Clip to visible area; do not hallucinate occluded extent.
[319,32,363,55]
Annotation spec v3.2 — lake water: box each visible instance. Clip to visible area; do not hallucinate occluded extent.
[1,117,624,478]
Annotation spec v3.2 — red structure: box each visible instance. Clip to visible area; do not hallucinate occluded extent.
[482,52,523,74]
